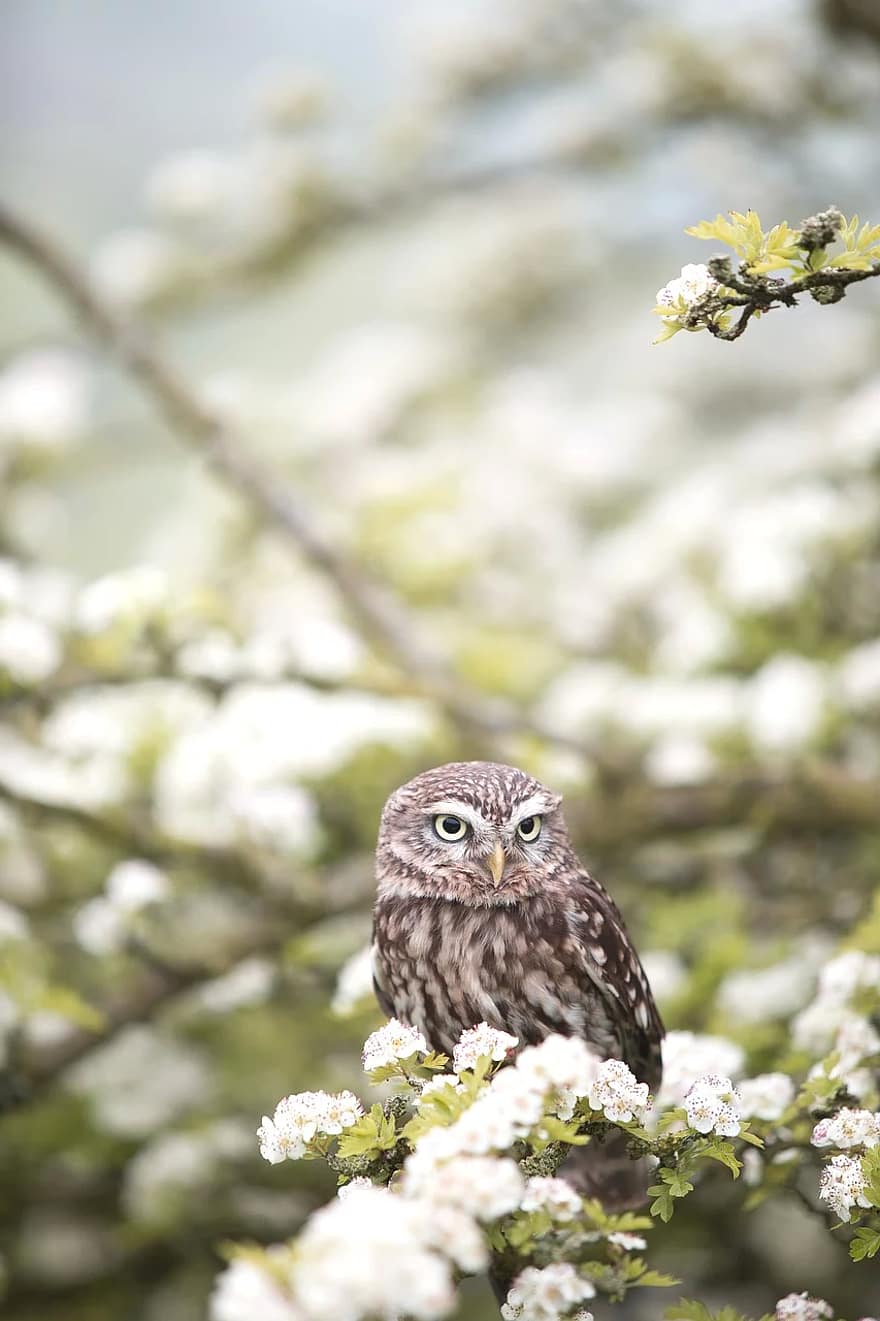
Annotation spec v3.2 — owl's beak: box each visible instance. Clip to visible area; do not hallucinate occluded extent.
[487,842,507,887]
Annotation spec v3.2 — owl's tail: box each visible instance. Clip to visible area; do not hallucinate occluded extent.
[557,1127,654,1211]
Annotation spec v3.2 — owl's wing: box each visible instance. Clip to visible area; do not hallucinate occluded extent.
[567,866,664,1091]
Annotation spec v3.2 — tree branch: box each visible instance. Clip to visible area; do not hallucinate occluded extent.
[0,202,602,764]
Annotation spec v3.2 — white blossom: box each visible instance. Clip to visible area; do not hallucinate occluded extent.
[501,1263,596,1320]
[74,566,167,636]
[775,1294,834,1321]
[683,1075,742,1137]
[91,227,187,306]
[639,950,687,1003]
[66,1025,210,1136]
[818,1152,871,1221]
[818,950,880,1004]
[608,1231,648,1251]
[0,350,91,452]
[0,613,60,684]
[106,859,170,912]
[811,1108,880,1149]
[837,638,880,710]
[738,1073,795,1121]
[258,1090,363,1161]
[331,944,375,1017]
[655,263,718,311]
[587,1059,650,1123]
[197,957,275,1014]
[337,1177,374,1200]
[72,896,125,956]
[520,1176,582,1222]
[362,1018,428,1070]
[515,1034,601,1097]
[403,1152,524,1220]
[0,899,29,943]
[657,1032,745,1107]
[292,1185,457,1320]
[453,1022,518,1073]
[211,1254,303,1321]
[744,654,827,753]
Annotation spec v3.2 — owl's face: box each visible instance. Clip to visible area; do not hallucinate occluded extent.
[376,761,567,906]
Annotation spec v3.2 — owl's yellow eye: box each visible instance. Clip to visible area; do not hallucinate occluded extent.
[516,815,542,842]
[433,814,468,841]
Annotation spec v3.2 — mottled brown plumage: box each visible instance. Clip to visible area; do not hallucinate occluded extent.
[371,761,663,1090]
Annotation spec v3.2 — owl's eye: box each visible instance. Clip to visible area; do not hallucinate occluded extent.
[516,815,542,842]
[433,814,469,841]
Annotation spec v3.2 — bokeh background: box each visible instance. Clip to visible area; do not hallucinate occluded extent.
[2,1,880,1318]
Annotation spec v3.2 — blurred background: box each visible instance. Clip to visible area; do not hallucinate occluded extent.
[2,1,880,1317]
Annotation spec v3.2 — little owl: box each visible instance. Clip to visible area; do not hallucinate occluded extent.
[372,761,664,1164]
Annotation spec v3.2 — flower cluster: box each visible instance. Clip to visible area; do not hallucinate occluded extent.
[818,1154,872,1222]
[653,262,719,337]
[362,1018,429,1071]
[73,859,171,957]
[258,1090,363,1162]
[775,1295,834,1321]
[792,951,880,1096]
[452,1022,518,1073]
[683,1075,742,1137]
[738,1072,796,1121]
[586,1058,650,1124]
[811,1108,880,1150]
[520,1176,582,1223]
[501,1263,596,1321]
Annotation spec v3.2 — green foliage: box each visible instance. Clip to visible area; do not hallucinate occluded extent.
[336,1104,397,1158]
[849,1226,880,1262]
[665,1301,773,1321]
[649,1168,695,1222]
[686,211,802,274]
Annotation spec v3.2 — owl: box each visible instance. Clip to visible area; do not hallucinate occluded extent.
[371,760,663,1094]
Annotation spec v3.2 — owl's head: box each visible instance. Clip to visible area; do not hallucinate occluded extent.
[376,761,567,906]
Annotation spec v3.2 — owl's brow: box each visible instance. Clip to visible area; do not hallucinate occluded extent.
[424,800,489,830]
[509,791,554,825]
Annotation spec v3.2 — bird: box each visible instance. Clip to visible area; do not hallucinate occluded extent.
[371,759,664,1213]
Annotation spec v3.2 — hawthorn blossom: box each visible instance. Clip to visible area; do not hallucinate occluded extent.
[292,1185,457,1320]
[657,1031,745,1107]
[403,1152,524,1221]
[337,1177,373,1200]
[683,1075,742,1137]
[738,1073,795,1121]
[586,1059,650,1123]
[106,859,170,911]
[0,613,60,684]
[775,1294,833,1321]
[211,1255,302,1321]
[418,1073,463,1102]
[818,1153,871,1221]
[258,1090,363,1162]
[654,263,719,336]
[608,1232,647,1251]
[501,1263,596,1321]
[817,950,880,1004]
[811,1108,880,1149]
[520,1176,582,1222]
[362,1018,428,1070]
[515,1034,600,1097]
[452,1022,518,1073]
